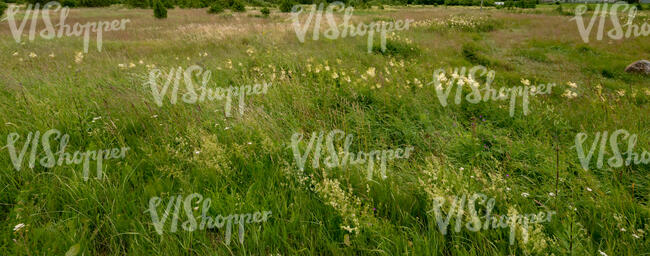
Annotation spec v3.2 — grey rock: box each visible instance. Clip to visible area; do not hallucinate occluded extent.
[625,60,650,75]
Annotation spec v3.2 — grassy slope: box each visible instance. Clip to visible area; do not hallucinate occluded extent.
[0,5,649,255]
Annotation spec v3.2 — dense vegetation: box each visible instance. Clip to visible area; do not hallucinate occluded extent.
[1,2,649,256]
[4,0,543,8]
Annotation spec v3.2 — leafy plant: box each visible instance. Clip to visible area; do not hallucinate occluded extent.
[163,0,174,8]
[208,2,224,13]
[279,0,294,12]
[154,0,168,18]
[0,2,7,19]
[261,6,270,16]
[62,0,79,7]
[128,0,149,8]
[231,0,246,12]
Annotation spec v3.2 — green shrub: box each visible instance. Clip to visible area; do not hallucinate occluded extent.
[154,0,168,18]
[261,6,270,16]
[223,0,235,7]
[208,2,224,13]
[279,0,294,12]
[231,0,246,12]
[513,0,535,8]
[372,39,420,57]
[0,2,7,18]
[62,0,78,7]
[462,43,494,67]
[128,0,149,8]
[180,0,203,8]
[163,0,174,8]
[78,0,112,7]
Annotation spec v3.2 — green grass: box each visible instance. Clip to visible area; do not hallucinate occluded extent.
[0,4,649,256]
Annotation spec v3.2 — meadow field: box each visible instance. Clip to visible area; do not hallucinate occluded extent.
[1,2,649,255]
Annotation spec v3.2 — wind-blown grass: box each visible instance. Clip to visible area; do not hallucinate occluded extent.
[0,4,649,256]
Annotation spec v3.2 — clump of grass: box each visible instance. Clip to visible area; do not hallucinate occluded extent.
[462,43,497,67]
[371,39,420,57]
[516,48,549,63]
[555,4,570,16]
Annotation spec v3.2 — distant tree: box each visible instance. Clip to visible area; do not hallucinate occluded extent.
[208,2,224,13]
[78,0,112,7]
[179,0,203,8]
[25,0,114,7]
[279,0,294,12]
[128,0,149,8]
[0,2,7,18]
[62,0,79,7]
[261,6,270,16]
[231,0,246,11]
[163,0,175,8]
[25,0,54,4]
[154,0,168,18]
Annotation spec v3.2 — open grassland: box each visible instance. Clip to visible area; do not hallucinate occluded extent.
[1,4,649,255]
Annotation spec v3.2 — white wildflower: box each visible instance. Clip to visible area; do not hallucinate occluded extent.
[13,223,25,232]
[74,52,84,63]
[366,67,376,78]
[567,82,577,88]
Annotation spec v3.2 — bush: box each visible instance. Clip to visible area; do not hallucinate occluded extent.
[179,0,203,8]
[127,0,149,8]
[514,0,536,9]
[261,6,270,16]
[279,0,294,12]
[26,0,109,7]
[208,2,224,13]
[0,2,7,18]
[231,0,246,12]
[62,0,78,7]
[372,39,420,57]
[462,43,493,67]
[154,0,168,18]
[78,0,112,7]
[163,0,174,8]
